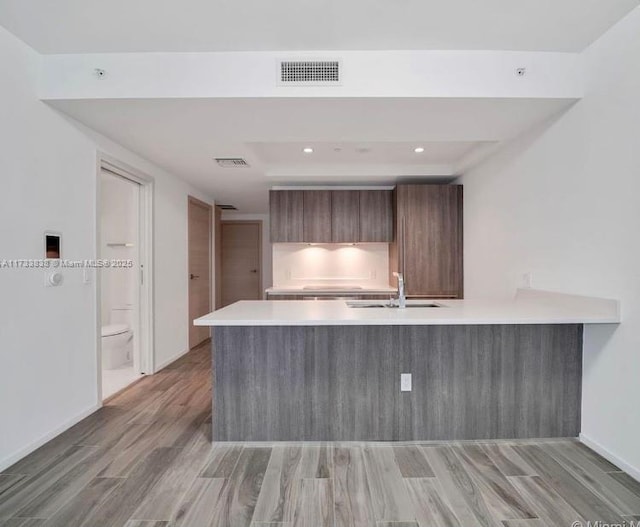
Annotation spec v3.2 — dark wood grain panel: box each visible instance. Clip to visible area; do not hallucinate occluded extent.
[331,190,360,242]
[390,184,463,298]
[303,190,332,243]
[359,190,393,242]
[213,324,583,441]
[270,190,304,242]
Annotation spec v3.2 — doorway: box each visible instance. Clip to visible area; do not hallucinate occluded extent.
[98,160,153,400]
[220,221,262,307]
[188,197,213,350]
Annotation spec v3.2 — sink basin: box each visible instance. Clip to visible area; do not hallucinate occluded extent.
[346,301,442,309]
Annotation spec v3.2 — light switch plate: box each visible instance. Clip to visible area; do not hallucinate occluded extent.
[400,373,412,392]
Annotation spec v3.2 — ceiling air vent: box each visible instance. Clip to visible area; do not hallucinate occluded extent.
[278,60,341,86]
[217,204,238,211]
[215,158,249,168]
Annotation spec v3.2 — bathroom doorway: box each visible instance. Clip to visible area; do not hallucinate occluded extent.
[97,157,153,401]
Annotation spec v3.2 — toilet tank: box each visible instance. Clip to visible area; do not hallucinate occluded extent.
[111,305,134,326]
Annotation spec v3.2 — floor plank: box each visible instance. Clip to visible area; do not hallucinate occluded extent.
[291,479,334,527]
[611,472,640,498]
[481,444,537,477]
[542,442,640,515]
[0,475,26,498]
[70,447,182,527]
[508,475,585,527]
[405,477,462,527]
[219,447,272,527]
[124,521,170,527]
[253,446,303,523]
[452,444,536,521]
[393,446,435,478]
[0,519,47,527]
[41,477,124,527]
[512,444,627,524]
[172,478,227,527]
[200,444,243,478]
[131,433,213,521]
[333,446,376,527]
[573,442,621,472]
[422,446,501,527]
[362,446,416,522]
[0,446,99,520]
[501,520,546,526]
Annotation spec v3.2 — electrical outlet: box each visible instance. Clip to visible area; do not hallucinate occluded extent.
[400,373,412,392]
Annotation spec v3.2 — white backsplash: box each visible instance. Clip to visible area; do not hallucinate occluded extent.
[272,243,390,288]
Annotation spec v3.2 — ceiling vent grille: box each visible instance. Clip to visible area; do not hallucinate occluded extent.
[215,158,249,168]
[217,204,238,211]
[278,60,341,86]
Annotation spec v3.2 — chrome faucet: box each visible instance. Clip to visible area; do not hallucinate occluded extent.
[393,272,406,309]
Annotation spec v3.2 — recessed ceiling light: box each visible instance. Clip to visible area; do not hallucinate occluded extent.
[414,147,425,153]
[303,147,314,154]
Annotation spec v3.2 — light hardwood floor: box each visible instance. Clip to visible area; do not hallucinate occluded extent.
[1,343,639,526]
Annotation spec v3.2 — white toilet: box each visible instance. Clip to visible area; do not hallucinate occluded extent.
[101,306,134,370]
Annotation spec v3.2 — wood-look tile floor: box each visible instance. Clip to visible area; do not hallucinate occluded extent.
[2,343,640,527]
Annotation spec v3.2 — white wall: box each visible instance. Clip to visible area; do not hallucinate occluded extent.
[220,212,273,293]
[460,7,640,476]
[272,243,390,289]
[40,50,583,100]
[0,25,214,470]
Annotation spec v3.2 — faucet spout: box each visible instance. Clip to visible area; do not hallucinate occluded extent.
[392,272,406,309]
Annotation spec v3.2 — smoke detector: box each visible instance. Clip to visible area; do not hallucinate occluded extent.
[215,158,249,168]
[277,60,341,86]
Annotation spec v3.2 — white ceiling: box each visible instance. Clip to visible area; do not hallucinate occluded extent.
[1,0,638,54]
[48,97,574,212]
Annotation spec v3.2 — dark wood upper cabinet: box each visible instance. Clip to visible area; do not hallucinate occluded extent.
[270,189,394,243]
[359,190,393,242]
[390,184,463,298]
[303,190,332,243]
[269,190,304,242]
[331,190,360,242]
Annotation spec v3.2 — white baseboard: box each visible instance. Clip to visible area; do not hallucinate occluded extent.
[580,433,640,482]
[153,347,191,373]
[0,403,101,472]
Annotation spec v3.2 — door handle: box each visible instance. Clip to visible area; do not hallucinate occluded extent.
[190,274,200,280]
[250,269,258,273]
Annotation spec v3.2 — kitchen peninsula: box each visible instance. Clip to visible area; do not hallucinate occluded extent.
[195,290,619,442]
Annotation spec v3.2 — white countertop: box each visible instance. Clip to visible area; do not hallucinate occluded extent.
[265,285,397,295]
[195,289,620,327]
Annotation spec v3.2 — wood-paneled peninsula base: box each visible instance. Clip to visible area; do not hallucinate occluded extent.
[213,324,582,441]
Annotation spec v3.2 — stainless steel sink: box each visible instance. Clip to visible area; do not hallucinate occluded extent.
[346,301,442,309]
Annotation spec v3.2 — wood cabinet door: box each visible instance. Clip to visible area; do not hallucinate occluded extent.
[397,185,463,297]
[303,190,332,243]
[359,190,393,242]
[269,190,304,242]
[331,190,360,242]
